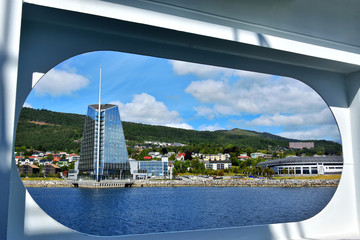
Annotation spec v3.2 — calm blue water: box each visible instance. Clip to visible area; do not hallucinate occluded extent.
[28,187,336,236]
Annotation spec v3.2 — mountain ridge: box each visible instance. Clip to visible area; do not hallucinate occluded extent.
[15,107,341,153]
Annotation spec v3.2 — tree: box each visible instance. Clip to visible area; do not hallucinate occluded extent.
[169,153,176,161]
[184,150,192,160]
[172,167,178,178]
[264,167,270,176]
[161,148,168,155]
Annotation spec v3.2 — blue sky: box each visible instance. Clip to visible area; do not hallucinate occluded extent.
[24,51,340,142]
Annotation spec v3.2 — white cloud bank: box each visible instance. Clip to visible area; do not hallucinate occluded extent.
[111,93,193,130]
[33,69,89,97]
[170,60,340,142]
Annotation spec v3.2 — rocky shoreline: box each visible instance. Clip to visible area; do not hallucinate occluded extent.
[23,178,339,188]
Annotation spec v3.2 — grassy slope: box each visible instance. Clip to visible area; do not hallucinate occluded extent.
[15,108,341,152]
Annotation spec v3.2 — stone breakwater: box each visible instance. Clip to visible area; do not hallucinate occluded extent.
[23,179,339,188]
[23,180,74,187]
[133,179,339,188]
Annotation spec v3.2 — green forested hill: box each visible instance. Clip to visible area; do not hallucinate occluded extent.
[15,107,341,154]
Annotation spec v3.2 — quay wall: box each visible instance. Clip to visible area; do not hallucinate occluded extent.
[133,179,339,187]
[23,179,339,188]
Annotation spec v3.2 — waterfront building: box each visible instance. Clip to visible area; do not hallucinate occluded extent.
[129,157,169,179]
[78,104,131,181]
[42,164,61,176]
[257,156,343,175]
[18,164,39,176]
[68,161,79,180]
[205,160,232,170]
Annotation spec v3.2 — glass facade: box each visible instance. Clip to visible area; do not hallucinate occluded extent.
[138,160,168,177]
[79,104,131,181]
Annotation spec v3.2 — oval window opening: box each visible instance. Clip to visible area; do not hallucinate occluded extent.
[15,51,342,236]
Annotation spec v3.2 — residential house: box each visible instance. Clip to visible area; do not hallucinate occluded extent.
[68,153,79,162]
[42,164,61,176]
[18,164,40,176]
[176,153,185,161]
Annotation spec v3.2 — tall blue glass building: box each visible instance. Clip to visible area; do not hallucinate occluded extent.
[79,104,131,181]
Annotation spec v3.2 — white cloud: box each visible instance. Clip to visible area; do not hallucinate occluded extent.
[33,69,89,96]
[198,123,225,131]
[23,102,33,108]
[246,108,335,130]
[110,93,193,130]
[186,78,325,116]
[171,59,339,141]
[279,124,340,142]
[194,106,215,120]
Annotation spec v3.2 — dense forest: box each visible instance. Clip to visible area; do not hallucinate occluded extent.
[15,107,342,154]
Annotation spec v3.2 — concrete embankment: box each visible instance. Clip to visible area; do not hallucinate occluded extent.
[23,180,74,187]
[133,179,339,188]
[23,179,339,188]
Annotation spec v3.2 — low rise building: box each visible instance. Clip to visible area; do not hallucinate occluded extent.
[68,153,79,162]
[257,156,343,175]
[129,157,169,179]
[289,142,314,149]
[42,164,61,176]
[251,152,266,159]
[176,153,185,161]
[18,164,40,176]
[205,160,232,170]
[203,154,230,161]
[238,155,250,161]
[68,161,79,180]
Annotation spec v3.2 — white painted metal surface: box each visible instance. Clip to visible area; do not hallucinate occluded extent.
[1,0,360,239]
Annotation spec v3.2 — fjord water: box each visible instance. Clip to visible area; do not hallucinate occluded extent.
[28,187,336,236]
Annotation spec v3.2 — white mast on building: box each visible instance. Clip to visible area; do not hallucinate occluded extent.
[96,67,102,182]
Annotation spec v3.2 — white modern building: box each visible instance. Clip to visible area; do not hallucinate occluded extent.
[203,153,230,161]
[205,160,232,170]
[251,152,266,159]
[257,156,343,175]
[129,157,169,179]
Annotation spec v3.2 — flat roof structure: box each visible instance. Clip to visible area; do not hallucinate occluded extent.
[258,156,343,168]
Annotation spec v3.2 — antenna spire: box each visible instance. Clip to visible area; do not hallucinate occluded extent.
[96,67,102,182]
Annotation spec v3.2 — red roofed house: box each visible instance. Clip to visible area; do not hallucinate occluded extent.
[68,153,80,162]
[144,156,152,160]
[28,156,39,163]
[15,156,24,165]
[53,157,61,162]
[176,153,185,161]
[238,156,250,161]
